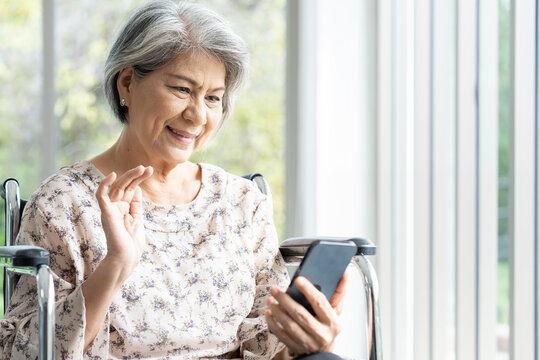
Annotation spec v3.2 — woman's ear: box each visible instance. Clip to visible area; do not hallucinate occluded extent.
[117,67,135,106]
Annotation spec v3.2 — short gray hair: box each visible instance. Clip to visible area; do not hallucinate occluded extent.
[104,0,249,131]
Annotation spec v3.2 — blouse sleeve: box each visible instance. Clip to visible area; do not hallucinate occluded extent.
[0,193,110,359]
[238,194,290,359]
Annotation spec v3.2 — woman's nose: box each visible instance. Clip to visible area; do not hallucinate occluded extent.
[183,98,206,126]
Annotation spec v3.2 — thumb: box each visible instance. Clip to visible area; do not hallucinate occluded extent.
[330,268,349,310]
[130,186,144,219]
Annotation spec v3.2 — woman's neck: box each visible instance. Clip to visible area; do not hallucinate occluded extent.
[90,131,202,205]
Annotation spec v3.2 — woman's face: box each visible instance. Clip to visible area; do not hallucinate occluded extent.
[120,52,226,166]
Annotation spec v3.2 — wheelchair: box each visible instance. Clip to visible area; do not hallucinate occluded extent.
[0,175,382,360]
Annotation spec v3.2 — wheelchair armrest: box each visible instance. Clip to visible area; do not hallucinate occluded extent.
[280,236,376,257]
[0,245,50,267]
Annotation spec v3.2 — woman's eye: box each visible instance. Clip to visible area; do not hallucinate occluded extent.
[207,95,221,103]
[176,87,190,94]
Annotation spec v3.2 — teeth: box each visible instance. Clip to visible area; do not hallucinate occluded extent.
[169,127,188,138]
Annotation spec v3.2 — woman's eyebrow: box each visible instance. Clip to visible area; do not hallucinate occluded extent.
[165,73,225,92]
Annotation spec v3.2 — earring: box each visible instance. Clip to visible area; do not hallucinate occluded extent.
[120,98,126,106]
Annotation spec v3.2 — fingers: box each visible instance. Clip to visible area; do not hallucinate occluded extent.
[266,295,321,354]
[269,286,336,352]
[265,309,305,356]
[125,166,153,196]
[294,276,335,324]
[108,166,153,201]
[96,172,117,213]
[107,166,143,199]
[97,166,152,220]
[271,286,321,332]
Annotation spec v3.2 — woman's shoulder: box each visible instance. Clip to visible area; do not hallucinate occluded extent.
[199,163,267,204]
[27,160,103,209]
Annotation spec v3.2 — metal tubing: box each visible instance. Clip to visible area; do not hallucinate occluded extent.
[36,265,54,360]
[355,256,383,360]
[4,179,21,313]
[3,180,21,246]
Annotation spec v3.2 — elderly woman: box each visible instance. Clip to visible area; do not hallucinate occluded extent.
[0,1,346,359]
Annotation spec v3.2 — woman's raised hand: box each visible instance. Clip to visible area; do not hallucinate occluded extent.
[265,271,349,357]
[96,165,153,279]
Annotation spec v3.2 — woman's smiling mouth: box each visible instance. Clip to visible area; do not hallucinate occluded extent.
[166,125,197,144]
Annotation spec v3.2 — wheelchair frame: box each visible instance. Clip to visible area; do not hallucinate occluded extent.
[1,179,55,360]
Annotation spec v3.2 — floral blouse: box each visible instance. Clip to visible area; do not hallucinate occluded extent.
[0,160,289,359]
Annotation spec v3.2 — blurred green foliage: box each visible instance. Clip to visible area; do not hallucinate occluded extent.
[498,261,509,324]
[0,0,43,196]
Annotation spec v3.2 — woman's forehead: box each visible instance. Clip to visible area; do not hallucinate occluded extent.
[160,52,226,85]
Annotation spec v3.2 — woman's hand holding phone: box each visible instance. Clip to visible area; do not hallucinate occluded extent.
[265,270,349,357]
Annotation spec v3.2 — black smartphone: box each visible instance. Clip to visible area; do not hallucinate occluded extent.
[286,240,356,316]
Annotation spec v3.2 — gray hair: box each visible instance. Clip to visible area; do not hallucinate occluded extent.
[104,0,249,132]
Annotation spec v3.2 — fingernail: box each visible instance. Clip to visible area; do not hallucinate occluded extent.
[296,276,306,286]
